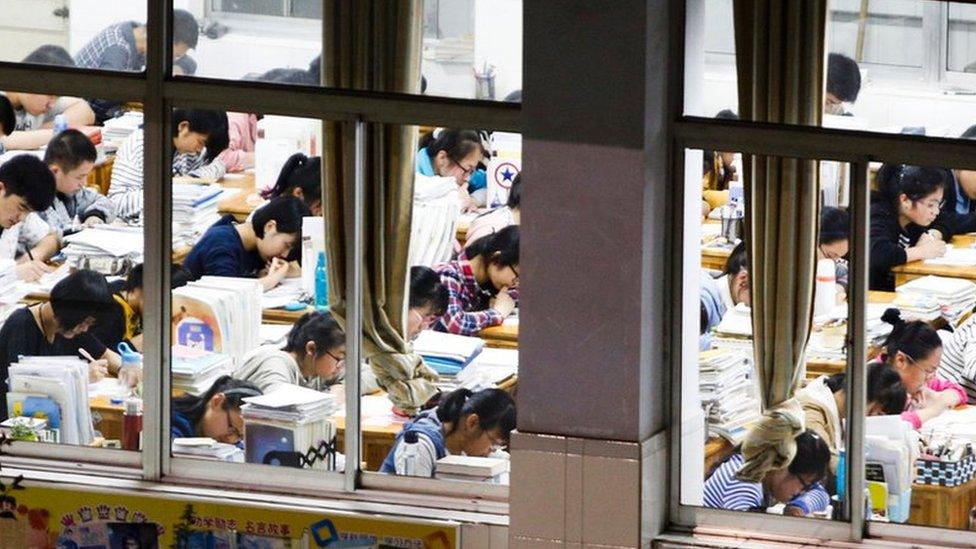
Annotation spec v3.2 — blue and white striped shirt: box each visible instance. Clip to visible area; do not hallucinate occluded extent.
[704,453,831,514]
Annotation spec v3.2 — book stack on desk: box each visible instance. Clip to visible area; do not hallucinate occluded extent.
[895,275,976,325]
[454,347,518,391]
[172,183,224,249]
[171,346,234,395]
[412,330,484,376]
[172,277,261,365]
[61,226,144,276]
[242,385,338,470]
[172,438,244,462]
[101,111,142,145]
[7,356,95,445]
[435,455,510,484]
[699,349,760,444]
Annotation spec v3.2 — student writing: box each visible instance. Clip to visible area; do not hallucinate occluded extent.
[182,196,308,289]
[465,172,521,248]
[380,388,516,477]
[40,129,116,237]
[416,129,487,212]
[170,375,262,444]
[0,155,60,281]
[433,225,519,336]
[406,266,450,341]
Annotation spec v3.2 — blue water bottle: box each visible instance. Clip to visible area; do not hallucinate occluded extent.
[315,251,328,310]
[53,114,68,134]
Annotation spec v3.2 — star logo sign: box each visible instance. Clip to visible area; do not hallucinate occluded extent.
[493,162,520,188]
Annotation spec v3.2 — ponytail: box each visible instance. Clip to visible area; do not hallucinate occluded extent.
[436,388,516,441]
[262,153,322,211]
[880,308,942,362]
[282,310,344,358]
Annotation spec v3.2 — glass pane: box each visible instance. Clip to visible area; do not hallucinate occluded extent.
[684,148,851,521]
[363,125,520,482]
[948,2,976,73]
[0,94,143,453]
[215,0,285,17]
[290,0,322,20]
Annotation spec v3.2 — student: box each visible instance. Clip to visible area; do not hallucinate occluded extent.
[170,375,262,444]
[91,264,191,352]
[0,270,122,419]
[380,387,516,477]
[819,206,850,296]
[39,129,116,237]
[702,110,741,193]
[0,47,96,151]
[74,10,200,122]
[182,196,308,289]
[465,173,521,247]
[869,165,948,290]
[216,112,258,173]
[879,309,967,428]
[703,430,830,513]
[416,129,487,212]
[108,108,228,221]
[939,311,976,403]
[260,153,322,215]
[0,155,60,281]
[433,225,519,336]
[715,241,750,310]
[407,266,449,341]
[234,310,345,393]
[825,53,861,116]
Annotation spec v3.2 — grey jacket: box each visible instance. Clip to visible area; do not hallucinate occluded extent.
[40,188,117,238]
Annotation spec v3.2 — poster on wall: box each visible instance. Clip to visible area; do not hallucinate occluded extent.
[0,483,457,548]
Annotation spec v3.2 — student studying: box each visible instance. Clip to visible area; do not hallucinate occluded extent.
[416,129,487,213]
[939,311,976,402]
[433,225,519,336]
[0,154,60,281]
[170,375,263,444]
[932,125,976,236]
[715,241,750,310]
[182,196,308,289]
[407,266,450,341]
[108,108,228,221]
[260,152,322,215]
[40,129,116,237]
[380,387,516,477]
[825,53,861,116]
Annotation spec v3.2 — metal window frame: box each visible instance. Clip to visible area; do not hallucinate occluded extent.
[0,0,521,507]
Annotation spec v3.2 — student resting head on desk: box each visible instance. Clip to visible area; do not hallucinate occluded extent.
[108,108,228,221]
[715,240,750,311]
[380,387,516,477]
[182,195,309,290]
[407,266,449,341]
[91,263,192,353]
[235,310,345,393]
[416,129,487,211]
[170,375,262,444]
[0,270,121,419]
[878,309,968,429]
[704,429,831,514]
[819,206,850,300]
[465,172,521,248]
[0,154,60,282]
[869,164,949,291]
[40,129,117,237]
[433,224,519,336]
[260,152,322,215]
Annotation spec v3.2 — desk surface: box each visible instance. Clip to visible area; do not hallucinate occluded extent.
[892,234,976,285]
[218,173,264,221]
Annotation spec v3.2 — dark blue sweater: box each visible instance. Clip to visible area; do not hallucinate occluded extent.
[183,216,263,280]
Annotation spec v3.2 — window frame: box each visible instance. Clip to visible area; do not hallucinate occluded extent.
[0,0,520,509]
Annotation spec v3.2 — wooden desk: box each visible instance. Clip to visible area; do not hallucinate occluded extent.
[803,291,896,379]
[262,306,311,325]
[87,157,114,195]
[478,323,518,349]
[218,172,264,222]
[892,234,976,286]
[701,247,731,271]
[909,475,976,529]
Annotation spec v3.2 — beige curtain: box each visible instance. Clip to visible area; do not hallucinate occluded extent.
[321,0,437,415]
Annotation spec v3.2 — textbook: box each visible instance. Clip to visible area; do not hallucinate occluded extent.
[172,183,224,249]
[242,385,338,470]
[172,437,244,462]
[455,348,518,390]
[436,455,510,478]
[896,275,976,325]
[171,346,234,395]
[172,277,262,365]
[699,349,761,444]
[412,330,485,374]
[8,356,94,445]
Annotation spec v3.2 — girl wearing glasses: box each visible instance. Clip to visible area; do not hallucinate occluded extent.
[170,375,262,445]
[415,129,487,212]
[380,388,516,477]
[234,310,346,394]
[869,164,949,291]
[879,309,967,429]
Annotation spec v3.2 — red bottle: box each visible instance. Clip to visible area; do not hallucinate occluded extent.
[123,397,143,451]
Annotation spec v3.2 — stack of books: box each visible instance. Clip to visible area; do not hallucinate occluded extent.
[412,330,485,376]
[699,349,760,444]
[172,277,262,365]
[454,347,518,391]
[61,226,144,276]
[171,346,234,395]
[242,385,338,470]
[172,184,223,249]
[101,111,143,144]
[435,455,510,484]
[7,356,95,445]
[896,275,976,325]
[172,437,243,462]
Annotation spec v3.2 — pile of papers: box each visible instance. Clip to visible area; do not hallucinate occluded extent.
[699,349,761,444]
[101,111,143,144]
[7,356,95,445]
[412,330,485,376]
[172,277,262,365]
[923,245,976,267]
[242,385,339,470]
[261,278,307,310]
[171,346,234,395]
[435,455,510,484]
[172,438,243,462]
[172,183,223,249]
[454,348,518,391]
[896,275,976,325]
[61,226,144,276]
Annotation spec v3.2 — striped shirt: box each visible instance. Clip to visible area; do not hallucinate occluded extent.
[939,316,976,402]
[108,131,226,221]
[74,22,144,72]
[704,453,831,514]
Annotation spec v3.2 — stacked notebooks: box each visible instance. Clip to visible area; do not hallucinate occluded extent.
[412,330,485,376]
[101,111,143,144]
[171,346,234,395]
[699,349,760,444]
[172,438,243,462]
[242,385,338,470]
[172,183,224,249]
[61,226,144,276]
[435,455,510,484]
[172,277,262,365]
[7,356,95,445]
[895,275,976,325]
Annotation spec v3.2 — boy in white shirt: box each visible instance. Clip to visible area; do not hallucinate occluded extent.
[0,154,59,281]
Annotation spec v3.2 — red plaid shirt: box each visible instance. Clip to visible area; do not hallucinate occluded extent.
[433,251,504,335]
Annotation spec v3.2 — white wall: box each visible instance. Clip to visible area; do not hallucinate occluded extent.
[69,1,146,55]
[474,0,522,100]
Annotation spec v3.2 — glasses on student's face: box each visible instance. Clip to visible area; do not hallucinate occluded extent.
[916,198,945,212]
[509,265,520,287]
[902,352,938,379]
[225,409,243,443]
[483,430,507,452]
[450,158,478,178]
[793,472,818,492]
[325,350,346,369]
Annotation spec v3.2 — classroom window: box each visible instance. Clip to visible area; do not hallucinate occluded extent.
[209,0,322,19]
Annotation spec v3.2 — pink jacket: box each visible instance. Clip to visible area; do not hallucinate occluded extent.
[901,378,969,429]
[216,112,258,173]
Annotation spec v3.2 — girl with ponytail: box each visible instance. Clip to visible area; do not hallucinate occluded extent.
[262,152,323,215]
[380,387,516,477]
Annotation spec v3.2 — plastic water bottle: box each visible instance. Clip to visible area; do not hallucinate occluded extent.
[117,342,143,393]
[53,114,68,134]
[813,258,837,321]
[315,251,328,310]
[728,179,744,215]
[400,430,421,476]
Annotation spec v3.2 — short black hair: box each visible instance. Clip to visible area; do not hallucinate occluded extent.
[173,9,200,49]
[50,270,114,331]
[503,89,522,103]
[878,165,947,210]
[506,172,522,209]
[22,45,75,67]
[308,55,321,85]
[124,263,192,292]
[44,129,97,172]
[437,388,516,444]
[961,124,976,140]
[171,108,226,139]
[251,195,309,238]
[827,53,861,103]
[410,266,448,317]
[723,241,748,277]
[172,375,262,431]
[282,310,344,358]
[819,206,849,245]
[0,96,14,136]
[823,362,907,415]
[256,68,317,86]
[715,109,739,120]
[0,154,56,211]
[788,430,830,484]
[466,224,519,268]
[420,129,484,165]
